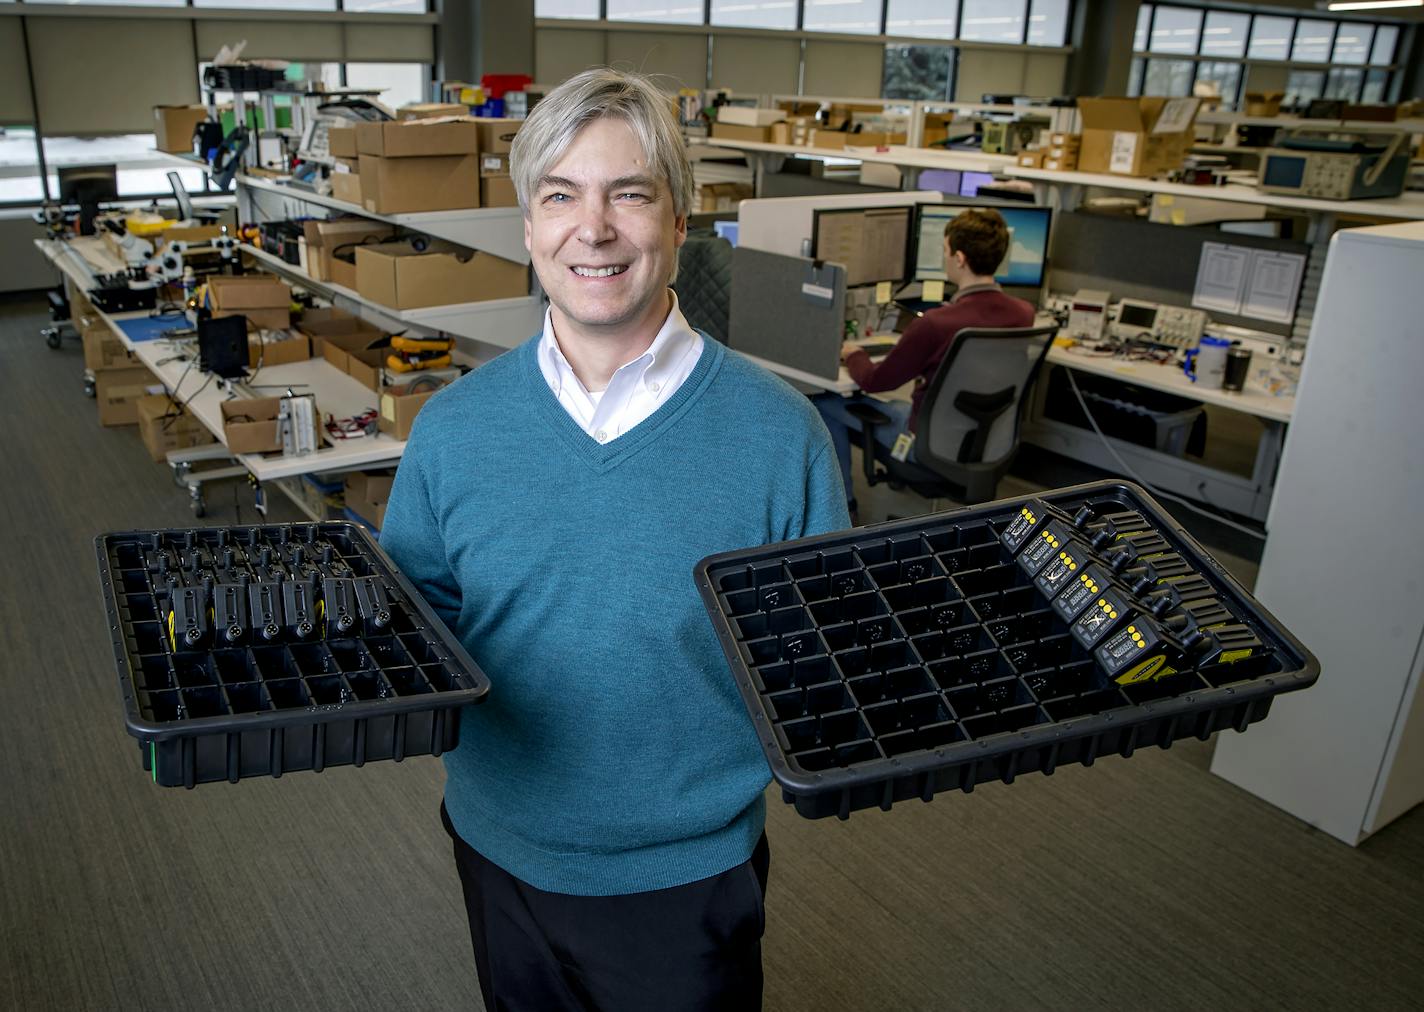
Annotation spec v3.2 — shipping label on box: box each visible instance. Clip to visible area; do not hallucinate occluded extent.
[480,153,510,177]
[1108,132,1139,174]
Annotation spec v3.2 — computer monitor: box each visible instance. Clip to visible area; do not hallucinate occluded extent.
[912,202,1053,294]
[811,205,912,288]
[713,219,739,246]
[167,171,196,222]
[958,171,995,198]
[57,164,118,236]
[917,168,962,196]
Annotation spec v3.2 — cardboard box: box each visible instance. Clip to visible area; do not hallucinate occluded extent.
[302,218,396,289]
[1148,193,1266,227]
[716,107,785,128]
[399,102,468,121]
[845,130,907,147]
[356,118,479,158]
[162,223,223,244]
[1049,131,1081,148]
[1048,144,1079,161]
[480,175,518,208]
[921,113,955,148]
[83,324,135,372]
[354,240,528,310]
[96,365,158,427]
[1018,150,1047,168]
[328,126,358,158]
[1043,156,1078,172]
[358,153,481,214]
[136,395,214,462]
[331,169,362,206]
[826,103,884,130]
[248,331,310,369]
[220,397,283,455]
[1243,92,1284,117]
[298,306,384,348]
[320,331,387,391]
[711,122,774,143]
[806,129,848,150]
[153,105,209,153]
[474,118,520,155]
[1078,97,1200,177]
[206,275,292,332]
[698,181,753,213]
[345,471,395,529]
[378,383,440,441]
[479,152,510,177]
[769,117,813,146]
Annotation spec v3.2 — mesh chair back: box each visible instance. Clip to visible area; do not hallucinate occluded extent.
[671,232,733,345]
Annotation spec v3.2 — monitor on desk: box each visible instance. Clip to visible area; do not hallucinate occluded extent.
[811,205,912,288]
[958,171,995,198]
[911,202,1052,302]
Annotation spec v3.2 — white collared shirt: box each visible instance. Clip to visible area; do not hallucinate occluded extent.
[537,291,704,444]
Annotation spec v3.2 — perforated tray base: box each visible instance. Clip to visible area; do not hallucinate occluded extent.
[97,522,489,787]
[695,481,1317,820]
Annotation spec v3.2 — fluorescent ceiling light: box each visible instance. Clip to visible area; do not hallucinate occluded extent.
[1325,0,1421,11]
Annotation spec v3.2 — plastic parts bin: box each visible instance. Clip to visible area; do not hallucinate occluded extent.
[695,481,1317,820]
[96,522,488,788]
[1044,369,1207,457]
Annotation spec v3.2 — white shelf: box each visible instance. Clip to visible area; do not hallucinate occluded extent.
[1197,110,1424,134]
[239,242,541,349]
[703,138,1014,175]
[235,173,530,265]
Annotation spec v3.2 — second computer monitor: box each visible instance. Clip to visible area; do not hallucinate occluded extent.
[811,205,912,288]
[912,203,1052,292]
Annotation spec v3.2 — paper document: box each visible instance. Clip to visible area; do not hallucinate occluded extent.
[1193,242,1249,315]
[1152,97,1200,135]
[1242,251,1306,324]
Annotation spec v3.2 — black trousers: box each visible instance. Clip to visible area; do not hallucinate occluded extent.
[442,804,769,1012]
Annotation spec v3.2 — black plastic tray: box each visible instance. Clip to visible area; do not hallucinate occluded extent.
[96,522,489,788]
[695,481,1318,819]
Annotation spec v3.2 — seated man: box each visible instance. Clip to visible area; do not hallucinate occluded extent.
[814,207,1035,515]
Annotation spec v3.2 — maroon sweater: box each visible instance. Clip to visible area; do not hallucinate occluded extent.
[845,285,1035,432]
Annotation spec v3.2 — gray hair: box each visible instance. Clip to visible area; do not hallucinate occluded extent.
[511,68,694,222]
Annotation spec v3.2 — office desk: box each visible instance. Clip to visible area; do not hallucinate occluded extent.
[739,324,1292,522]
[702,138,1014,195]
[35,235,406,517]
[1028,346,1293,522]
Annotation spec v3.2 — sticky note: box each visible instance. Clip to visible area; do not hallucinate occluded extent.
[923,279,946,303]
[875,281,892,304]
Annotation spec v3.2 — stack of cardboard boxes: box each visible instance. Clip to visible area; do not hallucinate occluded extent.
[355,118,482,214]
[1019,132,1081,172]
[476,118,520,208]
[134,396,214,462]
[79,299,160,427]
[327,126,363,206]
[708,105,907,150]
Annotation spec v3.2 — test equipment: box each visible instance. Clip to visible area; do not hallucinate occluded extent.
[1110,300,1207,350]
[1067,289,1111,341]
[1259,129,1410,201]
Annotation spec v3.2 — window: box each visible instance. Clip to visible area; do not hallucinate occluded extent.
[1128,57,1144,97]
[1147,6,1201,55]
[1324,68,1363,103]
[1142,59,1194,97]
[1247,16,1293,61]
[1361,69,1390,105]
[1133,6,1151,51]
[802,0,881,34]
[1194,62,1242,108]
[194,0,335,9]
[41,134,207,200]
[1370,25,1399,65]
[1332,23,1371,65]
[1027,0,1068,47]
[343,0,427,11]
[535,0,599,16]
[1291,20,1334,63]
[882,44,954,101]
[1284,70,1325,108]
[0,127,46,204]
[885,0,957,40]
[25,0,186,5]
[1199,11,1247,58]
[606,0,703,24]
[345,63,427,110]
[958,0,1025,43]
[710,1,797,30]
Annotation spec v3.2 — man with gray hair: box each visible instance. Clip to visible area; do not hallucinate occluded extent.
[381,68,847,1009]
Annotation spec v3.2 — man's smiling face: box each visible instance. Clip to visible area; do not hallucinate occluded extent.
[524,116,686,340]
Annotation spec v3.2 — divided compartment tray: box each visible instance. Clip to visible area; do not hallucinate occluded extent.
[97,521,490,788]
[696,481,1318,820]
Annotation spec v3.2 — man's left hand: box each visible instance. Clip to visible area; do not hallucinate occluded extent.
[840,341,862,363]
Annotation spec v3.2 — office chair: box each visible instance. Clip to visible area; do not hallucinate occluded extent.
[671,229,733,345]
[846,324,1057,507]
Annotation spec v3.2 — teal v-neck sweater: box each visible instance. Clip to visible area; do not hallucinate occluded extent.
[380,334,849,896]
